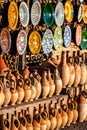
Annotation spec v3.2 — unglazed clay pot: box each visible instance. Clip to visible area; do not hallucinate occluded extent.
[72,100,78,124]
[61,51,70,88]
[46,117,51,130]
[41,71,50,98]
[11,115,20,130]
[2,114,10,130]
[0,80,5,107]
[22,66,30,79]
[54,69,62,95]
[24,78,31,102]
[19,112,27,130]
[35,78,41,100]
[47,69,55,97]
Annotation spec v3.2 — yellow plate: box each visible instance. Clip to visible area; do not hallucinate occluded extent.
[8,1,18,30]
[83,5,87,24]
[64,1,74,22]
[28,31,42,54]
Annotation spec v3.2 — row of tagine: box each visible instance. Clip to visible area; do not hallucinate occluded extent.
[0,50,87,107]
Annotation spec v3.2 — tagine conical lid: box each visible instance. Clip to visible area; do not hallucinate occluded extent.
[0,54,9,71]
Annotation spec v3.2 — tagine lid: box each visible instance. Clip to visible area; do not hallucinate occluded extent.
[0,55,9,72]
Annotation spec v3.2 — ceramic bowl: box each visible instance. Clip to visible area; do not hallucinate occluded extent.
[80,29,87,50]
[78,4,83,23]
[75,24,82,46]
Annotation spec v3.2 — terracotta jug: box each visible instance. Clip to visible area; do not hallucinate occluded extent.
[54,69,62,95]
[16,79,25,104]
[25,110,33,130]
[61,51,70,88]
[33,108,41,130]
[35,78,42,100]
[72,100,78,124]
[23,66,30,79]
[80,54,87,85]
[10,79,18,106]
[49,104,57,130]
[0,80,5,107]
[11,115,20,130]
[3,79,11,107]
[47,69,55,97]
[19,112,27,130]
[2,114,10,130]
[41,71,50,98]
[24,78,31,102]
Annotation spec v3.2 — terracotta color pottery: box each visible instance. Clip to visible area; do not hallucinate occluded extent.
[24,78,31,102]
[61,51,70,88]
[11,115,20,130]
[0,80,5,107]
[41,71,50,98]
[46,118,51,130]
[19,112,27,130]
[22,66,30,79]
[54,69,62,95]
[2,115,10,130]
[0,55,9,72]
[35,78,41,100]
[72,101,78,124]
[82,4,87,24]
[47,69,55,97]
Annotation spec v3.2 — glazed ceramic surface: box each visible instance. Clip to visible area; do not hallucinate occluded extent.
[53,26,63,50]
[43,3,55,27]
[80,29,87,50]
[80,0,84,2]
[63,25,71,48]
[64,1,74,22]
[28,31,42,54]
[75,24,82,46]
[55,2,64,26]
[31,1,41,26]
[82,4,87,24]
[19,2,29,27]
[0,28,11,54]
[8,1,18,30]
[16,30,27,55]
[42,29,54,54]
[78,4,83,23]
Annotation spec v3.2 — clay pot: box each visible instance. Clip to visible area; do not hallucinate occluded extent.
[46,118,51,130]
[35,78,41,100]
[54,69,62,95]
[24,78,31,102]
[47,69,55,97]
[72,100,78,124]
[11,115,20,130]
[2,115,10,130]
[23,66,30,79]
[61,51,70,88]
[0,80,5,107]
[19,112,27,130]
[41,71,50,98]
[16,79,25,104]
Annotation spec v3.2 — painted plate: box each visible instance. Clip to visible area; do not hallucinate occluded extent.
[64,25,72,48]
[75,24,82,46]
[42,29,54,54]
[28,31,41,54]
[53,26,63,50]
[16,30,27,55]
[19,2,29,27]
[0,28,11,54]
[78,4,83,23]
[31,1,41,26]
[83,5,87,24]
[80,29,87,49]
[8,1,18,30]
[43,3,55,27]
[55,2,64,26]
[64,1,74,22]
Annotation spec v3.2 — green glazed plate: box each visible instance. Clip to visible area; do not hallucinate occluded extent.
[80,29,87,50]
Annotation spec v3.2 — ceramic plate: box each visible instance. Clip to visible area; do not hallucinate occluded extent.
[64,1,74,22]
[55,2,64,26]
[53,26,63,50]
[82,5,87,24]
[42,29,54,54]
[43,3,55,27]
[8,1,18,30]
[31,1,41,26]
[78,4,83,23]
[28,31,41,54]
[64,25,71,48]
[16,30,27,55]
[75,24,82,46]
[0,28,11,54]
[19,2,29,27]
[80,0,84,2]
[80,29,87,50]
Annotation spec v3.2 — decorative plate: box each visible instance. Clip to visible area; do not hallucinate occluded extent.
[8,1,18,30]
[82,5,87,24]
[19,2,29,27]
[80,29,87,50]
[31,1,41,26]
[16,30,27,55]
[64,25,72,48]
[55,2,64,26]
[28,31,41,54]
[75,24,82,46]
[64,1,74,22]
[42,29,54,54]
[43,3,55,27]
[53,26,63,50]
[78,4,83,23]
[80,0,84,2]
[0,28,11,54]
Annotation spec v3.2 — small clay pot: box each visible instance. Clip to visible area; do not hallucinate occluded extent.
[11,115,20,130]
